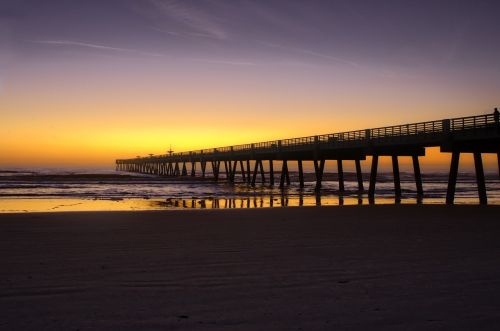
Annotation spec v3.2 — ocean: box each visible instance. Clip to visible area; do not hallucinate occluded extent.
[0,168,499,212]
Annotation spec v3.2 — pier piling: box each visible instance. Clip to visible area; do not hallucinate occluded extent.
[368,155,379,202]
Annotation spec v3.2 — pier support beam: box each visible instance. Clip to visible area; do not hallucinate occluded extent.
[212,161,220,181]
[474,152,487,205]
[298,160,304,189]
[201,161,206,178]
[337,159,345,192]
[246,160,251,184]
[181,162,187,176]
[230,161,237,183]
[355,159,364,192]
[368,155,379,202]
[260,160,266,184]
[412,155,423,197]
[497,152,500,179]
[224,161,230,180]
[269,160,275,186]
[251,160,257,186]
[191,162,196,177]
[446,152,460,204]
[174,162,180,176]
[252,160,265,186]
[240,161,246,181]
[392,155,401,201]
[279,160,290,188]
[313,159,325,191]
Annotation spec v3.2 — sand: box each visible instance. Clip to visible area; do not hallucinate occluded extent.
[1,205,500,330]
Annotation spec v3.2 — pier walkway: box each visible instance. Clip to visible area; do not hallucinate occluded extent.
[116,110,500,204]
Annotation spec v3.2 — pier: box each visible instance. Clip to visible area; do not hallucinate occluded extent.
[116,111,500,204]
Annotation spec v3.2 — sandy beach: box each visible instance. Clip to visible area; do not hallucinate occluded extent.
[1,205,500,330]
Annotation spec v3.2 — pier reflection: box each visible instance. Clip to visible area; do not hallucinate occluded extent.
[158,191,406,210]
[0,193,486,213]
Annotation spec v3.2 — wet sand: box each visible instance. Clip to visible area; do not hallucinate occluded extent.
[1,205,500,330]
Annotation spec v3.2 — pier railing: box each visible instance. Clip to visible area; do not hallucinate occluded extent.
[119,113,498,162]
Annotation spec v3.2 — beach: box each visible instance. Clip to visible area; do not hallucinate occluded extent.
[1,205,500,330]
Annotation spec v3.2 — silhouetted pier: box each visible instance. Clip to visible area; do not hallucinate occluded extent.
[116,111,500,204]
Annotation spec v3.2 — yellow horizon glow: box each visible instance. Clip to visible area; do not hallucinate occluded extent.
[2,58,498,169]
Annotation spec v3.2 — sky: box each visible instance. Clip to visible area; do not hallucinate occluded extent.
[1,0,499,169]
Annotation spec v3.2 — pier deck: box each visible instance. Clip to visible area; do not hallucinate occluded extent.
[117,111,500,204]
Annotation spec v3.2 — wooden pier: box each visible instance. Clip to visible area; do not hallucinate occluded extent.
[116,111,500,204]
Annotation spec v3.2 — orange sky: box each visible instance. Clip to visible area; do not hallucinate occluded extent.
[1,75,498,170]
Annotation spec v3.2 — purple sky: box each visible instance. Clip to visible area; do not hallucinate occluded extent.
[1,0,499,166]
[2,1,500,70]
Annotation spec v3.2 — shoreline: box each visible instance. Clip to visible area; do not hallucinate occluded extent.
[1,195,498,213]
[0,202,499,215]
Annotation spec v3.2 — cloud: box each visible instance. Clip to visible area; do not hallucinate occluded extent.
[189,58,256,66]
[30,40,165,57]
[147,0,228,40]
[259,41,360,68]
[150,26,222,40]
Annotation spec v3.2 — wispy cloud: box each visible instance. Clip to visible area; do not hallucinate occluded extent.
[30,40,165,57]
[259,41,360,68]
[150,26,221,40]
[147,0,228,40]
[189,58,256,66]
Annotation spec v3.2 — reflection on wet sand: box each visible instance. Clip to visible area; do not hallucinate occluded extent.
[0,192,436,213]
[158,191,407,210]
